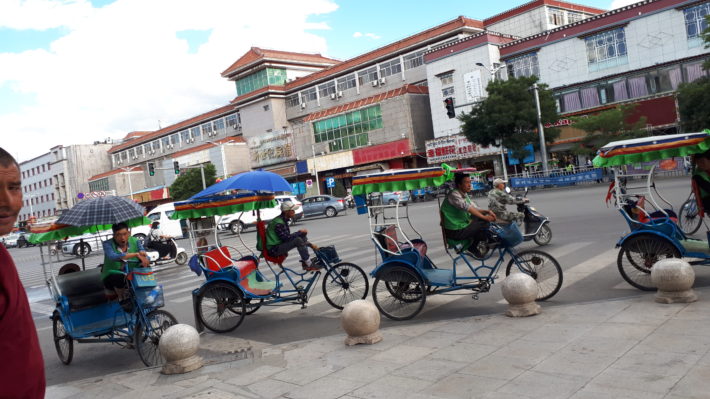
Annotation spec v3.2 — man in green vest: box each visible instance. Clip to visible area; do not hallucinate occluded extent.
[101,222,150,311]
[265,201,319,271]
[441,172,497,255]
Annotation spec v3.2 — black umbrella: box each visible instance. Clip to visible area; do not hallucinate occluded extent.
[57,196,148,227]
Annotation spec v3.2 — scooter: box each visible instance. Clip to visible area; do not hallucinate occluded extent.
[514,188,552,246]
[145,238,189,265]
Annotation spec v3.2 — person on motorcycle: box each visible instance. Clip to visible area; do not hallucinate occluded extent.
[441,172,496,256]
[146,221,176,260]
[487,178,528,225]
[264,201,319,271]
[101,222,150,312]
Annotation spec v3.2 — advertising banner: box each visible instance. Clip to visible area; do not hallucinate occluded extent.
[248,131,295,167]
[425,135,500,164]
[510,169,602,188]
[463,70,483,102]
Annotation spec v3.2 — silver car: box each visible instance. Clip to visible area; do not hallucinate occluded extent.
[301,195,347,218]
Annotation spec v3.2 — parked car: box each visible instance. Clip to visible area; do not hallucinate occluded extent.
[217,195,303,234]
[16,233,36,248]
[301,195,347,218]
[381,191,410,205]
[1,232,21,248]
[61,230,113,257]
[131,202,186,245]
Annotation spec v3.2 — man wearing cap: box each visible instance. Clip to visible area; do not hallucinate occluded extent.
[488,178,527,225]
[265,201,319,270]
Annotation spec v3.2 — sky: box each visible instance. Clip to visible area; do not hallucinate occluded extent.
[0,0,638,163]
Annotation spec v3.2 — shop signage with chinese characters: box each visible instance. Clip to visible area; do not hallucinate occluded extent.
[425,135,501,164]
[248,131,295,167]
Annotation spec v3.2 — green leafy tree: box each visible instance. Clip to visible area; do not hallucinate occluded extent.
[169,163,217,201]
[569,104,648,155]
[459,75,560,161]
[677,15,710,132]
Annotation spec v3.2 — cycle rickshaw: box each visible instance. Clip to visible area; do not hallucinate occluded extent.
[593,130,710,290]
[351,165,563,320]
[170,173,369,333]
[28,197,178,367]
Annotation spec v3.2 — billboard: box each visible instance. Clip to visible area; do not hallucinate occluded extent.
[425,135,501,164]
[248,131,295,167]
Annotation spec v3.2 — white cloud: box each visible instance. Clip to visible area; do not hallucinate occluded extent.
[609,0,638,10]
[352,31,380,40]
[0,0,95,30]
[0,0,339,162]
[353,31,362,38]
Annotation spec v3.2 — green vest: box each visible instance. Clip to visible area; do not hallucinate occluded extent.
[441,193,472,231]
[265,216,286,250]
[101,236,140,281]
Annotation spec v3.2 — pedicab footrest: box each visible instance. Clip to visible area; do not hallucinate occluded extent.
[421,268,454,285]
[242,272,277,296]
[680,239,710,255]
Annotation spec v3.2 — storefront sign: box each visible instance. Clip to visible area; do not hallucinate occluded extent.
[463,70,483,102]
[352,139,411,165]
[425,135,500,164]
[544,119,573,128]
[248,131,295,167]
[510,169,602,188]
[307,151,353,173]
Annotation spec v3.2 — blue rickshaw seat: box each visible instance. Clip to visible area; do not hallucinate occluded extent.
[55,268,110,311]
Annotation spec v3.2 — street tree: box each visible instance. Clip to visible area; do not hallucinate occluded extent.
[677,15,710,132]
[459,75,560,161]
[569,104,648,156]
[170,163,216,201]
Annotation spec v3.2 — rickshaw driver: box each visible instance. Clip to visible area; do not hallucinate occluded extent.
[488,178,527,225]
[265,201,320,271]
[441,172,497,256]
[102,222,150,311]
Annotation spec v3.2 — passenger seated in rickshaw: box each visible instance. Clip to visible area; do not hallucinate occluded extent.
[101,222,150,312]
[262,201,320,271]
[441,172,496,256]
[692,150,710,215]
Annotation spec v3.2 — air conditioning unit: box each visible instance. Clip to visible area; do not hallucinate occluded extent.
[300,102,307,109]
[337,91,343,98]
[330,93,337,100]
[379,77,386,85]
[371,81,379,87]
[235,124,242,131]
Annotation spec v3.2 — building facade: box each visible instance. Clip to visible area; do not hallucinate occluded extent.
[19,152,55,222]
[51,143,114,212]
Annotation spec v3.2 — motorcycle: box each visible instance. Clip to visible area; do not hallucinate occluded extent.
[514,188,552,246]
[145,238,189,266]
[344,194,355,209]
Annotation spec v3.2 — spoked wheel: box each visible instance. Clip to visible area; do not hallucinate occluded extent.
[196,282,246,333]
[175,252,188,265]
[373,265,426,321]
[533,224,552,246]
[506,249,563,301]
[679,198,703,235]
[617,235,681,291]
[322,262,369,310]
[244,298,263,315]
[53,312,73,365]
[134,309,177,367]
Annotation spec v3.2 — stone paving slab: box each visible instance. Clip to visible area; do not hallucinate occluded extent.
[46,289,710,399]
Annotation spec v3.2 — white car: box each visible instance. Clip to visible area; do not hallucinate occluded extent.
[61,230,113,257]
[1,232,21,248]
[217,195,303,234]
[131,202,186,245]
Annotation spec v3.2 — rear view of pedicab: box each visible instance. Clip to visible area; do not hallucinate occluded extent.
[29,196,178,366]
[172,171,369,333]
[352,165,562,320]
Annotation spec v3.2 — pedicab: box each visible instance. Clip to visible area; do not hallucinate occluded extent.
[594,130,710,291]
[171,171,369,333]
[351,165,563,320]
[28,196,178,366]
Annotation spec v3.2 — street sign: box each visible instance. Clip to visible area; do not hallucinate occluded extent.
[305,179,313,187]
[326,177,335,188]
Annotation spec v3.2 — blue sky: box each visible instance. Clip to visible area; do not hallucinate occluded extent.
[0,0,626,162]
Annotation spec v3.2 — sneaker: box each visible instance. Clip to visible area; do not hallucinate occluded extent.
[301,259,318,271]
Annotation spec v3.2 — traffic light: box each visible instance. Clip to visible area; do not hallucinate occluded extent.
[173,161,180,175]
[444,97,455,119]
[148,162,155,176]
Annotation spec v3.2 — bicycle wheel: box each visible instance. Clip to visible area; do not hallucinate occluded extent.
[617,235,680,291]
[52,312,73,365]
[134,309,177,367]
[679,198,703,235]
[196,282,246,333]
[372,265,426,321]
[322,262,369,310]
[506,249,563,301]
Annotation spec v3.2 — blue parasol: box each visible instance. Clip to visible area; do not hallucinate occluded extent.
[190,170,292,198]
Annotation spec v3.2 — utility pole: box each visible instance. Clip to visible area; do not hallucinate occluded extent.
[311,144,321,195]
[531,83,549,176]
[200,164,206,190]
[120,166,141,200]
[476,62,508,180]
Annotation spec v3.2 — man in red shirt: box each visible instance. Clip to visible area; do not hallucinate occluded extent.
[0,147,45,398]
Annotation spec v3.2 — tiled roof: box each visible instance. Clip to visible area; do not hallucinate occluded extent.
[303,85,429,122]
[483,0,605,26]
[123,131,152,140]
[88,166,143,181]
[423,31,518,63]
[285,16,484,91]
[221,47,340,78]
[108,104,236,153]
[169,136,246,159]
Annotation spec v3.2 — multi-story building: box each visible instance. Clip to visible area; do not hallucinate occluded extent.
[18,152,55,223]
[51,143,114,211]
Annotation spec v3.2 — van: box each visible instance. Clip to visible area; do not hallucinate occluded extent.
[132,202,186,244]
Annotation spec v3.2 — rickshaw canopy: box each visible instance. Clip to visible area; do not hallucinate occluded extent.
[351,164,453,196]
[593,130,710,168]
[170,192,277,219]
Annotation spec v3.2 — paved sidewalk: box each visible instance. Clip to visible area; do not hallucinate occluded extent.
[46,290,710,399]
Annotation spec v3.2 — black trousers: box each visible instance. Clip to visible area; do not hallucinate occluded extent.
[103,273,127,290]
[269,236,310,261]
[147,241,176,258]
[445,219,489,242]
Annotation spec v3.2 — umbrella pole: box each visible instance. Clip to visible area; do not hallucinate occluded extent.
[80,238,86,271]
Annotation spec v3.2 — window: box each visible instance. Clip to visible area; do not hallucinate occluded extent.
[403,50,426,70]
[506,53,539,78]
[379,58,401,78]
[684,2,710,47]
[286,93,301,108]
[225,113,239,127]
[129,148,137,159]
[213,118,225,132]
[135,145,143,158]
[568,11,585,23]
[201,122,213,136]
[120,151,128,161]
[143,143,152,155]
[312,105,382,152]
[161,136,170,151]
[439,72,454,86]
[235,68,287,96]
[358,66,378,85]
[548,8,565,25]
[301,87,317,102]
[337,74,356,91]
[585,28,628,72]
[190,127,201,141]
[318,81,336,98]
[442,87,455,97]
[89,178,109,192]
[113,154,120,165]
[170,133,180,145]
[685,61,707,82]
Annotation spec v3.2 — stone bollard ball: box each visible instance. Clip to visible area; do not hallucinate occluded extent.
[159,324,200,362]
[341,299,380,337]
[501,273,538,305]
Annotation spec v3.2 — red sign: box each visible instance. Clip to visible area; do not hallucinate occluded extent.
[544,119,573,128]
[352,139,411,165]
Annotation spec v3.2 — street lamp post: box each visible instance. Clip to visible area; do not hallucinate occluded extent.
[476,62,508,181]
[531,83,550,176]
[120,166,141,200]
[311,144,321,195]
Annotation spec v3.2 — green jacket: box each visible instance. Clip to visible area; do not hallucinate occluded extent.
[101,236,140,281]
[265,216,286,250]
[441,194,472,231]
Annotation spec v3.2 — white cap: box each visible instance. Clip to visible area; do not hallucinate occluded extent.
[493,178,507,186]
[280,201,300,211]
